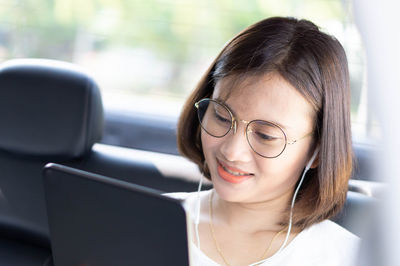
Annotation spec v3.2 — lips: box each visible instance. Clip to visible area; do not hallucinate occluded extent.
[216,159,253,184]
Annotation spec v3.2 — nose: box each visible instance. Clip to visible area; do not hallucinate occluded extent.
[219,122,253,162]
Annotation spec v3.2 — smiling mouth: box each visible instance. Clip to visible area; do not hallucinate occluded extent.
[220,163,249,176]
[216,160,253,184]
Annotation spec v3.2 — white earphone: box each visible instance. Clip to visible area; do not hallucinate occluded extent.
[306,146,320,171]
[271,146,320,259]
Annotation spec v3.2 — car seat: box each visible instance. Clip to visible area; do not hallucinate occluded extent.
[0,58,103,265]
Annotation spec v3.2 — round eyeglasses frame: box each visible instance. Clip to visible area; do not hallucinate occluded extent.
[195,98,313,158]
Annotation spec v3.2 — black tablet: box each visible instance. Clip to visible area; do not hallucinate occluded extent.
[43,163,190,266]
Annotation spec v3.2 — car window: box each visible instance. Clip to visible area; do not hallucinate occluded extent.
[0,0,381,182]
[0,1,373,137]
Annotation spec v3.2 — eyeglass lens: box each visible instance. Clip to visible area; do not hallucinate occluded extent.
[196,99,287,158]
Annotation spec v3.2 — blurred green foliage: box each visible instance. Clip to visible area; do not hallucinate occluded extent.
[0,0,347,61]
[0,0,363,116]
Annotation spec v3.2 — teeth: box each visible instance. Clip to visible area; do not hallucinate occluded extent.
[221,164,249,176]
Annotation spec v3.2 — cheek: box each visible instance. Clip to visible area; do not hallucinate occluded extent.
[254,148,308,185]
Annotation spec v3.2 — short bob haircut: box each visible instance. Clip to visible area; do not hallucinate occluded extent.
[177,17,352,230]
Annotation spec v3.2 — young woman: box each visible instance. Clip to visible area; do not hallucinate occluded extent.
[169,17,359,266]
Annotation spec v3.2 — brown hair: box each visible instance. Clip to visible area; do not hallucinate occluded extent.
[177,17,352,230]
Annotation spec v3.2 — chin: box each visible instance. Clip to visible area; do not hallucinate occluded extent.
[205,155,255,202]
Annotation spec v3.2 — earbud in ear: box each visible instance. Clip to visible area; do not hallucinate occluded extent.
[305,147,319,170]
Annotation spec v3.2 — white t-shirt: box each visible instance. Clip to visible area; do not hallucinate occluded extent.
[166,191,360,266]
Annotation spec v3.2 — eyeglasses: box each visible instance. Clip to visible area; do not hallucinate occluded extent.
[194,98,313,158]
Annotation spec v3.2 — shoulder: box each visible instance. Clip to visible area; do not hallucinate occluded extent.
[300,220,360,251]
[163,190,212,217]
[163,190,211,202]
[284,220,360,266]
[163,192,193,200]
[306,220,360,245]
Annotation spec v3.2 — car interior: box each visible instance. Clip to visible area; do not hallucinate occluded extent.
[0,58,382,265]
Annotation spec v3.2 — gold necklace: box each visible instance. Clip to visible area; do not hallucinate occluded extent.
[208,190,286,266]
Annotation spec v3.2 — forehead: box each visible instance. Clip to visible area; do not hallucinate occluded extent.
[212,73,315,133]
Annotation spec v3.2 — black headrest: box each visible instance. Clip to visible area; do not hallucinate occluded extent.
[0,59,103,159]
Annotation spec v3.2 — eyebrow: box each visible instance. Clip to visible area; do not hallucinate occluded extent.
[213,97,290,131]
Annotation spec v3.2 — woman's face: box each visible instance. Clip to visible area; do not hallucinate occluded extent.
[201,72,316,204]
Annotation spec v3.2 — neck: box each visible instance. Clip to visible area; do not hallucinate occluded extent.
[211,189,292,234]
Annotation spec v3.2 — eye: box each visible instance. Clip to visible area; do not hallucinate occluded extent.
[214,110,231,124]
[255,131,278,141]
